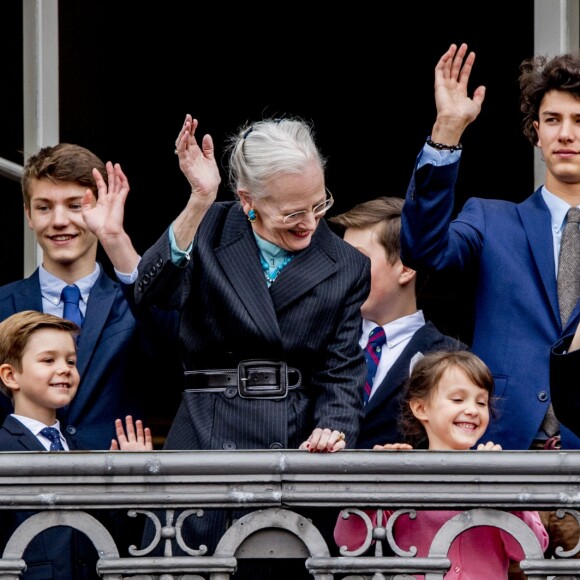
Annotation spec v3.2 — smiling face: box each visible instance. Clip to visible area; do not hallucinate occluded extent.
[534,90,580,199]
[410,365,490,450]
[239,160,327,252]
[25,178,98,281]
[1,328,79,425]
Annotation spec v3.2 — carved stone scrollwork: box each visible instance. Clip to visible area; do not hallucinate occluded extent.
[553,509,580,558]
[130,508,207,557]
[336,508,419,558]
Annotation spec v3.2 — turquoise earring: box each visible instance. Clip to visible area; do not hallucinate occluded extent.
[248,209,257,222]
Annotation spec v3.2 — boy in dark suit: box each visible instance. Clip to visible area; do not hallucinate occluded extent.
[330,197,465,448]
[0,309,152,579]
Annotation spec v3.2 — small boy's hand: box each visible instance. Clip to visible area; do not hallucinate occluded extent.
[476,441,502,451]
[110,415,153,451]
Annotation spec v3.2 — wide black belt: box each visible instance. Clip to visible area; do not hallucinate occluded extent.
[184,359,302,400]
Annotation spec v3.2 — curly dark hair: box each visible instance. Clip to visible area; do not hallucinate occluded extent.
[399,349,496,448]
[519,52,580,146]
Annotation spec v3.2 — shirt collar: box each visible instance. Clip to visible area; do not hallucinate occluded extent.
[541,186,579,233]
[39,263,100,306]
[361,310,425,348]
[253,232,291,263]
[12,414,63,437]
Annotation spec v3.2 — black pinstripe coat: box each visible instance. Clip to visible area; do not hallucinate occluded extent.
[135,201,371,451]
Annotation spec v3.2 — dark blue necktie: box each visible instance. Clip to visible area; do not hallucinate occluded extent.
[364,326,386,405]
[40,426,65,451]
[61,284,83,327]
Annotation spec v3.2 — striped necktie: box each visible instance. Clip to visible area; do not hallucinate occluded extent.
[363,326,386,405]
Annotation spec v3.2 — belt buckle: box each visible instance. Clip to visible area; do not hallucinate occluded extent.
[238,360,288,399]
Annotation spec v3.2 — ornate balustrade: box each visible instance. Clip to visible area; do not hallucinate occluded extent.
[0,449,579,579]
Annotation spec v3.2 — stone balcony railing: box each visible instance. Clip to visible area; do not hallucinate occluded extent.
[1,449,580,579]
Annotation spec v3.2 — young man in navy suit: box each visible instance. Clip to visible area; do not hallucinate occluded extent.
[0,143,179,451]
[0,309,152,579]
[399,43,580,576]
[330,196,464,449]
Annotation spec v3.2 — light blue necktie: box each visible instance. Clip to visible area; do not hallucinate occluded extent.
[61,284,83,327]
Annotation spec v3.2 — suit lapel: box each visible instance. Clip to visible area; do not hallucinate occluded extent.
[364,322,439,414]
[2,416,78,450]
[1,416,45,450]
[215,209,282,345]
[518,189,561,326]
[12,271,44,313]
[75,269,117,379]
[364,353,409,414]
[269,220,338,310]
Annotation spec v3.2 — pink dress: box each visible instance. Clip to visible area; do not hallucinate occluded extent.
[334,509,549,579]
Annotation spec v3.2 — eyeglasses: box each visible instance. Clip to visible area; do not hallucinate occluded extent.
[277,188,334,225]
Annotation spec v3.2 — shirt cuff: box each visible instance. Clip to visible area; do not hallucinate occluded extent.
[417,142,462,169]
[115,258,140,284]
[169,223,193,267]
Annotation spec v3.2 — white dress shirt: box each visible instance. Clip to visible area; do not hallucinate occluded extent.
[360,310,426,401]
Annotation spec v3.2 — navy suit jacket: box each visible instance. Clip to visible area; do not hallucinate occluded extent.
[0,266,180,450]
[356,321,466,449]
[401,155,580,450]
[135,201,371,451]
[0,416,99,579]
[0,415,75,451]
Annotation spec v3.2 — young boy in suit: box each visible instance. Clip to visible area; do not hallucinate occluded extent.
[330,196,465,448]
[0,309,152,579]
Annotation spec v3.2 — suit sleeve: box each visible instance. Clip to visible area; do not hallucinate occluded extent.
[310,255,370,446]
[134,227,188,310]
[401,155,484,272]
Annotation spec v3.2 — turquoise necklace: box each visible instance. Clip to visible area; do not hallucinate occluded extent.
[260,253,294,285]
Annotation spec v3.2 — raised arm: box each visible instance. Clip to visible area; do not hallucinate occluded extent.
[400,44,488,273]
[430,43,486,146]
[82,161,141,274]
[172,114,222,250]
